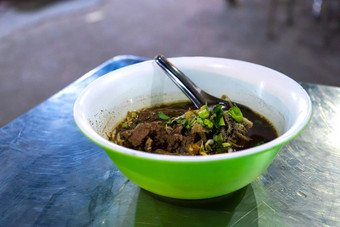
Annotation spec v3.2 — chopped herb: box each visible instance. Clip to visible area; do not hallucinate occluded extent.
[212,104,224,129]
[198,107,210,119]
[190,117,196,124]
[158,111,170,120]
[184,118,194,129]
[187,118,196,129]
[222,142,231,147]
[213,133,224,143]
[122,123,129,128]
[167,115,196,131]
[197,118,204,125]
[212,104,223,115]
[228,105,243,122]
[131,112,137,118]
[178,118,187,126]
[204,119,213,128]
[219,116,225,126]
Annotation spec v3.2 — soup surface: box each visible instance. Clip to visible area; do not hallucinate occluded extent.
[110,102,277,155]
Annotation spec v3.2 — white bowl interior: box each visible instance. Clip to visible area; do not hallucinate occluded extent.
[74,57,312,161]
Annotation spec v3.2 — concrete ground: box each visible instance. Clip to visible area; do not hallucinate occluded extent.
[0,0,339,127]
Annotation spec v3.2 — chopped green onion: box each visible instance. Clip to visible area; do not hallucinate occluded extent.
[178,119,187,126]
[131,112,137,118]
[122,123,129,128]
[197,118,204,125]
[198,108,210,119]
[204,119,213,128]
[158,111,170,120]
[189,118,196,126]
[222,142,231,147]
[213,133,224,143]
[212,104,223,115]
[219,117,225,126]
[228,105,243,122]
[211,104,224,128]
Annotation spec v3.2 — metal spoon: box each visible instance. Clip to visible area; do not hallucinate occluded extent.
[154,55,235,110]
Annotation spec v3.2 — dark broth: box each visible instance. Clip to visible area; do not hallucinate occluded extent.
[235,104,278,149]
[112,102,278,155]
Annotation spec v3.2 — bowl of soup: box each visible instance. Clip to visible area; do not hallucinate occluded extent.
[73,57,312,199]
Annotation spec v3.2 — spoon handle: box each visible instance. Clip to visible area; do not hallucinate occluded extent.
[154,55,205,109]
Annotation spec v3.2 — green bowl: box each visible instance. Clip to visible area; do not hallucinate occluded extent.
[73,57,312,199]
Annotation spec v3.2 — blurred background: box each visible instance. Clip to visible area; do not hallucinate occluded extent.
[0,0,339,127]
